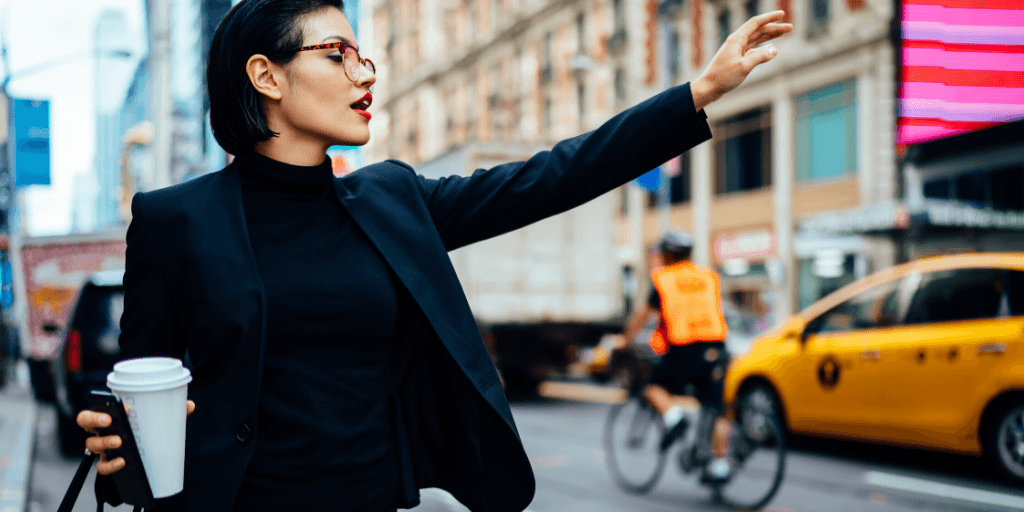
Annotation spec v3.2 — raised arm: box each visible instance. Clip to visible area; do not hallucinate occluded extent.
[419,12,792,251]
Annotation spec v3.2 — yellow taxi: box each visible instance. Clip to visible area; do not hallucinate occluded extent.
[723,253,1024,481]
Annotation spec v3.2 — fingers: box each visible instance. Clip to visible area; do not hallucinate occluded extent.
[97,457,126,476]
[187,400,196,416]
[85,434,122,454]
[76,410,112,435]
[736,10,787,41]
[742,45,778,69]
[748,23,793,48]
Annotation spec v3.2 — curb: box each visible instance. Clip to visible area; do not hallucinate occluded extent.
[0,389,38,512]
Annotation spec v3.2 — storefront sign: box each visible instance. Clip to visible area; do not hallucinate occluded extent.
[714,230,777,262]
[800,201,908,234]
[923,200,1024,230]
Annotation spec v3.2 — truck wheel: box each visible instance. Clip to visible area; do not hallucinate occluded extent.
[984,400,1024,482]
[58,410,87,459]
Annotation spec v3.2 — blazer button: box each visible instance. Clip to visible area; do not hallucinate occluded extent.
[236,423,252,443]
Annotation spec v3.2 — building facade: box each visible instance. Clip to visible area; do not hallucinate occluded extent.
[90,9,139,232]
[367,0,901,329]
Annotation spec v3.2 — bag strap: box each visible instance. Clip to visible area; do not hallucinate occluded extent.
[57,453,144,512]
[58,452,98,512]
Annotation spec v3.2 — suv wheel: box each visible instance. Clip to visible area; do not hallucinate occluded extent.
[985,400,1024,481]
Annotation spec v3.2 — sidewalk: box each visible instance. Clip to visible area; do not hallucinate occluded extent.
[0,360,39,512]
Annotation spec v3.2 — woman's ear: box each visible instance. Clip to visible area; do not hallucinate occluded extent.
[246,54,284,101]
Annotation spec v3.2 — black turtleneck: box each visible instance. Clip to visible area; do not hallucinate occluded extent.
[231,151,401,511]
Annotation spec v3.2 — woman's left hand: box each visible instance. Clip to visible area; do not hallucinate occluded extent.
[691,11,794,110]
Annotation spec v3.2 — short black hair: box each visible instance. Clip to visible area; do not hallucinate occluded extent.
[207,0,345,155]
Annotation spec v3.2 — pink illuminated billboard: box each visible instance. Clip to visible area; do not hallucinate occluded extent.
[898,0,1024,145]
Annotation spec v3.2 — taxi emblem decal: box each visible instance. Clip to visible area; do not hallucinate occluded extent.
[818,356,841,389]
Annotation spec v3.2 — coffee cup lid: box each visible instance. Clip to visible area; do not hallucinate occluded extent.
[107,357,192,392]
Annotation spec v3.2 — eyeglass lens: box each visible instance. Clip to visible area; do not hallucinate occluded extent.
[343,46,375,82]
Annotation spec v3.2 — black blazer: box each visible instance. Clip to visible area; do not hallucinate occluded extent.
[100,83,711,512]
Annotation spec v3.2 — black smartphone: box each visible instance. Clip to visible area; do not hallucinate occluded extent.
[87,390,156,508]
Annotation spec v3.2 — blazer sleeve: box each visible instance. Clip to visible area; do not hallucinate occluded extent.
[118,192,185,360]
[416,82,712,251]
[98,193,186,507]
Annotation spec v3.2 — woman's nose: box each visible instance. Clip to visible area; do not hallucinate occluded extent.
[356,63,376,90]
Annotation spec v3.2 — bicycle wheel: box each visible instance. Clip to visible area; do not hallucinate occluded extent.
[711,412,786,510]
[604,396,668,494]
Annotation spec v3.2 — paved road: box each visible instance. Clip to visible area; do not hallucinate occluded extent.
[28,398,1024,511]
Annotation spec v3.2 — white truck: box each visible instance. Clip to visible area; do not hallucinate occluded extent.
[8,229,127,402]
[418,142,626,393]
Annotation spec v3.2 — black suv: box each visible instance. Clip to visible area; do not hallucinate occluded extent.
[51,270,125,456]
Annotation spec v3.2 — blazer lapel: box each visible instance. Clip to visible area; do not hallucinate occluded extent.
[331,173,510,416]
[216,164,269,377]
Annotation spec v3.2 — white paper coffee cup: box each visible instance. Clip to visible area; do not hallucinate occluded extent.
[107,357,192,498]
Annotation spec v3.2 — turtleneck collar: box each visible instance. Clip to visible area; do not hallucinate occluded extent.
[235,150,334,191]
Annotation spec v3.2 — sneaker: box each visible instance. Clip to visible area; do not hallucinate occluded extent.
[702,457,731,482]
[659,417,689,452]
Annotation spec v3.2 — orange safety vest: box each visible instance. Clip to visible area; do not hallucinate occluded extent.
[648,261,728,356]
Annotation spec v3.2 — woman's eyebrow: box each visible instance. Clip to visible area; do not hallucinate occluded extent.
[321,35,358,50]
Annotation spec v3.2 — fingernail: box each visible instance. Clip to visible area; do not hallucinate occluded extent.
[100,415,111,426]
[768,45,777,56]
[108,437,119,448]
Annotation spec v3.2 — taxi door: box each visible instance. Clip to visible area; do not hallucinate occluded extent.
[875,268,1024,450]
[784,278,906,438]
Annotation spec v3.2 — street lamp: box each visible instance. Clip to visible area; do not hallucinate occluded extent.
[2,49,132,88]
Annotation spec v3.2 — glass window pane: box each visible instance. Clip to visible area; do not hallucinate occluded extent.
[715,107,771,193]
[904,269,1008,325]
[808,278,902,334]
[796,81,857,182]
[1008,270,1024,316]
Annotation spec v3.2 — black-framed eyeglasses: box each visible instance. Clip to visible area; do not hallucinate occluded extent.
[294,41,375,82]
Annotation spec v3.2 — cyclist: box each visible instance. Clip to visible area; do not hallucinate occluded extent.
[619,230,734,481]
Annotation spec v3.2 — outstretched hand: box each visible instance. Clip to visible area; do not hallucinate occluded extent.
[691,11,793,111]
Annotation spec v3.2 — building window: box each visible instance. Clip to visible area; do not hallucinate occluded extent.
[808,0,830,38]
[795,80,857,182]
[714,107,773,194]
[577,12,586,51]
[718,9,731,47]
[668,26,681,84]
[544,95,552,133]
[541,32,553,83]
[614,66,627,104]
[577,82,586,129]
[745,0,759,20]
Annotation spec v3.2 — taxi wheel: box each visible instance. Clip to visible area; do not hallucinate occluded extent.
[985,401,1024,482]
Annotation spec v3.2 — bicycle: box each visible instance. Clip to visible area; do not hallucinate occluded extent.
[602,352,786,510]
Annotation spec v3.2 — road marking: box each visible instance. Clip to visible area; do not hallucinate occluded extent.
[864,471,1024,510]
[537,381,627,404]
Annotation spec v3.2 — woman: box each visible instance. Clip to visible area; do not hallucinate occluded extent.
[77,0,791,510]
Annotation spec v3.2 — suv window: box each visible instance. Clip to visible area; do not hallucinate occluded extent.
[806,278,904,335]
[904,268,1014,325]
[70,284,124,355]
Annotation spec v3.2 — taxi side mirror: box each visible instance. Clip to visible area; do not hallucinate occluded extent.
[780,324,804,345]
